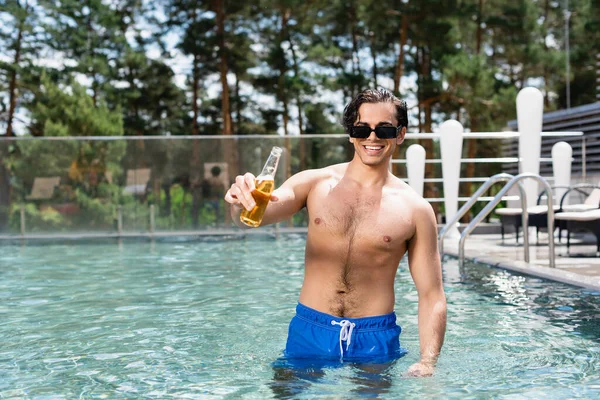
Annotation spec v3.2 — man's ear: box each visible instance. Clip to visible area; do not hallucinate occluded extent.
[349,137,354,143]
[396,127,407,145]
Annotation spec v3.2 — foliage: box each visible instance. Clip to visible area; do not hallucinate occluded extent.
[0,0,597,231]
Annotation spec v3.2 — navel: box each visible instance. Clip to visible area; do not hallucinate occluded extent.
[383,235,392,243]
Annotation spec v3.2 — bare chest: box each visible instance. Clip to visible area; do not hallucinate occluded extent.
[306,181,414,248]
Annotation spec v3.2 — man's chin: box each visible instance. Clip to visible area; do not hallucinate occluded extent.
[358,156,387,166]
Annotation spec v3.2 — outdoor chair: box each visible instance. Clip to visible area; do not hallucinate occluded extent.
[555,185,600,241]
[123,168,151,195]
[555,209,600,256]
[25,177,61,200]
[496,184,600,243]
[496,204,560,243]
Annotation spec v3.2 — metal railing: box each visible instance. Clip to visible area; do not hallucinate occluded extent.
[457,173,556,268]
[0,132,583,239]
[438,173,529,258]
[391,130,583,204]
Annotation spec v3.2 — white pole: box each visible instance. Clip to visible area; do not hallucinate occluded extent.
[552,141,572,205]
[406,144,426,197]
[517,87,543,208]
[440,120,464,238]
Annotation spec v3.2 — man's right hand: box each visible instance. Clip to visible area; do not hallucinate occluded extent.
[224,173,258,212]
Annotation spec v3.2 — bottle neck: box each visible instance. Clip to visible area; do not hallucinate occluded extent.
[259,150,281,178]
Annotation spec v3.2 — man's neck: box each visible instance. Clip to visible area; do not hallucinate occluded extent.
[345,156,391,188]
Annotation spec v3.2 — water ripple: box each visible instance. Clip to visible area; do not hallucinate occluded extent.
[0,239,598,398]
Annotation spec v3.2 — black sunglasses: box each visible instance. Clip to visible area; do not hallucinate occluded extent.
[350,125,402,139]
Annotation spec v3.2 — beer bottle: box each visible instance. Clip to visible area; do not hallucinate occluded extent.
[240,146,283,227]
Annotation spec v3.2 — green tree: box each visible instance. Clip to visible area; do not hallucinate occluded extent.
[0,0,43,137]
[557,0,600,107]
[0,0,45,230]
[404,0,458,204]
[7,76,125,230]
[42,0,126,106]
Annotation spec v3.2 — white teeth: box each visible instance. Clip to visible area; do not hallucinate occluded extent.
[365,146,383,150]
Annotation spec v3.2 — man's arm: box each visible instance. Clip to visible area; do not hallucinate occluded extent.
[406,200,447,377]
[225,169,324,228]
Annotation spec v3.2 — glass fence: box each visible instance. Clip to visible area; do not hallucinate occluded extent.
[0,135,561,237]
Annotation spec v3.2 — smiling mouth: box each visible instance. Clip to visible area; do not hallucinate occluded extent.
[362,145,385,154]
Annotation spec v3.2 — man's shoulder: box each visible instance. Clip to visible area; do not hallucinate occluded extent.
[386,177,434,214]
[292,163,346,184]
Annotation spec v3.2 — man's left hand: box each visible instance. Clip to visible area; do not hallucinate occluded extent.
[406,361,435,377]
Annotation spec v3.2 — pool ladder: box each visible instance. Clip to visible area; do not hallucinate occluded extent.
[438,173,556,268]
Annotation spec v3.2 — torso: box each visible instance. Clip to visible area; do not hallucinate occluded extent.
[298,163,418,318]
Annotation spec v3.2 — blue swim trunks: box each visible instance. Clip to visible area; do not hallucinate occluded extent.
[284,303,406,363]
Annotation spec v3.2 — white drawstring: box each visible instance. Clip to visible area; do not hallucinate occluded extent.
[331,319,356,360]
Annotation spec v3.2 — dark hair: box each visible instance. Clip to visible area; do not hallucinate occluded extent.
[342,88,408,134]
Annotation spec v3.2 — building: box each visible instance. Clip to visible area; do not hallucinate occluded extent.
[503,102,600,180]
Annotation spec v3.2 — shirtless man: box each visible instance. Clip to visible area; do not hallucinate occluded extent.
[224,88,446,377]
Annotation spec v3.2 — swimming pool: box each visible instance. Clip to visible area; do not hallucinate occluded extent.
[1,235,599,398]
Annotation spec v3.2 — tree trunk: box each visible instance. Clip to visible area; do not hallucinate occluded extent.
[463,0,484,219]
[369,33,378,87]
[419,47,438,214]
[0,161,10,231]
[349,2,361,97]
[278,9,291,178]
[192,54,200,135]
[162,183,171,218]
[476,0,483,54]
[278,8,293,226]
[234,72,242,134]
[462,139,478,222]
[214,0,232,136]
[393,14,408,95]
[190,139,202,228]
[127,65,143,136]
[298,101,306,170]
[542,0,551,107]
[86,11,98,107]
[6,1,29,137]
[392,25,407,176]
[190,7,202,227]
[288,36,306,170]
[462,116,480,222]
[213,0,236,225]
[91,77,98,107]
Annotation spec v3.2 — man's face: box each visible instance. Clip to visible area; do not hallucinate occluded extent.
[350,102,406,167]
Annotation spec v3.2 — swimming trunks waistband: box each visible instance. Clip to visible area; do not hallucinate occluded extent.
[294,303,398,332]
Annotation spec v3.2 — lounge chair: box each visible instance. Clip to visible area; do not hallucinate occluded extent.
[25,177,61,200]
[496,204,561,243]
[496,184,600,243]
[555,184,600,240]
[555,209,600,255]
[558,185,600,212]
[123,168,151,195]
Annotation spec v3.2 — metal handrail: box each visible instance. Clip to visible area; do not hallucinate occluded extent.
[458,173,555,268]
[391,157,557,164]
[438,173,529,259]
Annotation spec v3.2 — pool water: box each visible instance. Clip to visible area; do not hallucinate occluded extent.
[0,235,599,398]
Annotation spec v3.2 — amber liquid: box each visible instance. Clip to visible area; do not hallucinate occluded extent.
[240,179,275,227]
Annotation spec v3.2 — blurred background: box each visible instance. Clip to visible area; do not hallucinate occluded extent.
[0,0,599,235]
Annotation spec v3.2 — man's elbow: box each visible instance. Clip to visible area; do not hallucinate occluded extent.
[422,290,447,315]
